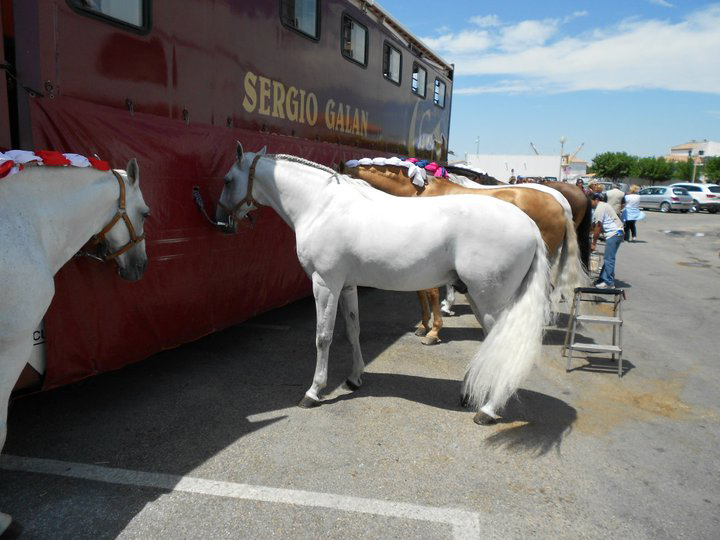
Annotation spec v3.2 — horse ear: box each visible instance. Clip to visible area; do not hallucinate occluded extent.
[258,145,267,156]
[236,142,244,163]
[126,158,140,186]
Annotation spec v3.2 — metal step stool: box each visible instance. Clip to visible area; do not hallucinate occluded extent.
[562,286,626,376]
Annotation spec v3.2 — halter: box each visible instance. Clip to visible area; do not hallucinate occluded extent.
[217,153,263,224]
[90,169,145,261]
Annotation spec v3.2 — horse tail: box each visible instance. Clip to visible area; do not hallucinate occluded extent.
[577,195,592,270]
[463,225,551,413]
[550,214,590,308]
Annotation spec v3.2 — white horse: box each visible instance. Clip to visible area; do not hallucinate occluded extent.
[442,172,584,316]
[217,144,551,426]
[0,159,149,538]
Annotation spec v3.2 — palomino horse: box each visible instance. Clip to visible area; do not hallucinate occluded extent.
[217,144,551,426]
[0,158,149,538]
[339,162,586,344]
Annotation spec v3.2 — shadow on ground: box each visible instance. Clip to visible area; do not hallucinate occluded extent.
[484,389,577,456]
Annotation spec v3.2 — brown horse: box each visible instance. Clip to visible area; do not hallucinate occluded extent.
[542,181,592,269]
[339,162,586,344]
[444,166,592,269]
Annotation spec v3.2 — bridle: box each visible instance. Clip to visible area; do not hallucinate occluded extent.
[89,169,146,261]
[217,154,262,225]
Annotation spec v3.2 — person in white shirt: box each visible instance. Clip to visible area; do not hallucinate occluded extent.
[622,185,644,241]
[591,193,624,288]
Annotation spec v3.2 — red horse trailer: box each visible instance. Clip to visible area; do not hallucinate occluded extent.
[1,0,453,391]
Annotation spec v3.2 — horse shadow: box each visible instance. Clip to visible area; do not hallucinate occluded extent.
[483,389,577,456]
[1,288,576,537]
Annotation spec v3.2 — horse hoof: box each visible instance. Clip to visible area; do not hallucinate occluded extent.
[473,412,498,426]
[421,335,440,346]
[344,379,361,391]
[414,328,427,337]
[460,394,470,408]
[297,396,320,409]
[441,309,454,316]
[0,520,22,540]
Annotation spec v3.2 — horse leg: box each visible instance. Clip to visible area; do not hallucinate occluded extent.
[338,285,365,390]
[414,290,431,337]
[441,284,456,316]
[420,288,443,345]
[0,335,34,539]
[299,274,341,408]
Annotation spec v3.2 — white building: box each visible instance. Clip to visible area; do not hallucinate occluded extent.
[460,154,564,183]
[668,140,720,160]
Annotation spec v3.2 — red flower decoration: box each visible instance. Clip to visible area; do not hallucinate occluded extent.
[0,160,14,179]
[88,157,111,171]
[35,150,70,166]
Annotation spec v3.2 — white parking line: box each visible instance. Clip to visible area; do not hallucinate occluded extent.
[1,454,481,539]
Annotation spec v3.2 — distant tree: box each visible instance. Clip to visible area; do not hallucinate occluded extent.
[632,157,674,185]
[673,159,694,182]
[703,156,720,183]
[589,152,637,180]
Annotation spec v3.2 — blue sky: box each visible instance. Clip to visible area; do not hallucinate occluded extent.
[377,0,720,164]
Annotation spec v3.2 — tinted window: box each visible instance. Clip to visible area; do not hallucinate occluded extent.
[639,188,651,195]
[433,78,446,107]
[673,188,689,195]
[708,186,720,193]
[281,0,319,39]
[411,63,427,98]
[341,15,368,66]
[684,185,701,192]
[382,43,402,84]
[69,0,148,30]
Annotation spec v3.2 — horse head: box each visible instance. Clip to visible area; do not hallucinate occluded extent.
[215,142,266,233]
[97,159,150,281]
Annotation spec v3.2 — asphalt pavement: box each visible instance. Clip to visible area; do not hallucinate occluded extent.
[1,209,719,539]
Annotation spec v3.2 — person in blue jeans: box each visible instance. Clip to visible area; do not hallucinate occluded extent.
[590,193,624,288]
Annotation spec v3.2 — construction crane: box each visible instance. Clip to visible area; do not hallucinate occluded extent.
[530,142,540,155]
[567,142,584,163]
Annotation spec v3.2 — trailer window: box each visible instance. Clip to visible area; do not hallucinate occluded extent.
[382,43,402,85]
[433,78,446,107]
[69,0,148,30]
[280,0,320,40]
[411,63,427,98]
[341,15,368,66]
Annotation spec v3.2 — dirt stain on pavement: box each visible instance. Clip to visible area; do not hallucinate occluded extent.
[572,371,715,436]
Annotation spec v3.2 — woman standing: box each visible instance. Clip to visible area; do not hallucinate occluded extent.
[623,185,644,241]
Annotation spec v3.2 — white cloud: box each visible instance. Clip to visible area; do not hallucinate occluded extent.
[498,19,559,52]
[649,0,674,7]
[470,15,501,27]
[426,4,720,95]
[422,29,493,55]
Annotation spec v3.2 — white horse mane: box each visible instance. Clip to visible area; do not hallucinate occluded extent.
[274,154,338,176]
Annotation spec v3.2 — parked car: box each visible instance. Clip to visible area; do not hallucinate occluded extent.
[669,183,720,213]
[593,180,629,193]
[638,186,693,213]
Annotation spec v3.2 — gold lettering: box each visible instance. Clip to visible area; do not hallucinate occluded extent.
[344,104,351,133]
[325,99,336,130]
[335,103,344,133]
[242,71,258,113]
[306,93,318,126]
[352,109,360,135]
[298,89,306,123]
[286,86,299,122]
[361,110,368,136]
[272,81,286,119]
[258,76,271,116]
